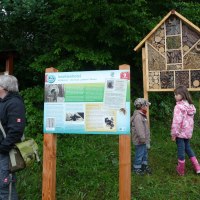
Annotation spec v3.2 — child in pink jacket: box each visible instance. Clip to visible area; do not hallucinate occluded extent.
[171,85,200,176]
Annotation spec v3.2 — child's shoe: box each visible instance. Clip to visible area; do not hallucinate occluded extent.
[176,159,185,176]
[142,164,152,175]
[133,168,144,175]
[190,156,200,174]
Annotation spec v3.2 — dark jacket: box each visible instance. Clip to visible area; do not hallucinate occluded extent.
[131,110,150,145]
[0,92,26,153]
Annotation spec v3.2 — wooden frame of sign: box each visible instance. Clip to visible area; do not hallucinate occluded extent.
[42,65,131,200]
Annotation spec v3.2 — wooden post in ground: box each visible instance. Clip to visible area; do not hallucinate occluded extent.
[42,67,58,200]
[6,54,14,75]
[119,64,131,200]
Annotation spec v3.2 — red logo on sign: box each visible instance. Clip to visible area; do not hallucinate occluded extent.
[120,72,130,80]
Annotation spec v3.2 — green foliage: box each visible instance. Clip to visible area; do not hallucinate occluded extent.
[16,121,200,199]
[148,92,200,126]
[20,86,44,138]
[173,1,200,25]
[148,92,174,123]
[56,134,119,200]
[16,85,200,199]
[0,0,200,91]
[28,0,152,74]
[0,1,200,199]
[132,121,200,200]
[0,0,152,85]
[17,162,42,200]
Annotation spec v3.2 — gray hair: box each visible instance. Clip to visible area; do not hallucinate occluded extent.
[0,75,19,92]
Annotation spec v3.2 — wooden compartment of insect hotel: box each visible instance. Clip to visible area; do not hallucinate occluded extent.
[134,10,200,95]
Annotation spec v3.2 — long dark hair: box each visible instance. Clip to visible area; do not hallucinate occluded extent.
[174,85,193,104]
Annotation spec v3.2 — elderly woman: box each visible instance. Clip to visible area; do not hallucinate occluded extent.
[0,75,25,200]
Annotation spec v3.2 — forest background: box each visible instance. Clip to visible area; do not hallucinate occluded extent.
[0,0,200,199]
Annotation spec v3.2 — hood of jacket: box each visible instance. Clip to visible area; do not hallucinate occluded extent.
[176,100,196,116]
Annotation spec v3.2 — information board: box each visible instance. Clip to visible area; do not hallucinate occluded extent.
[43,70,130,134]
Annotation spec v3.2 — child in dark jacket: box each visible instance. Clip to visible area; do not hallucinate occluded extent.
[131,98,151,175]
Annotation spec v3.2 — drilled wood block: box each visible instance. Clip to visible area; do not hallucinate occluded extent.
[183,45,190,52]
[149,71,160,89]
[160,71,174,88]
[175,71,189,88]
[191,70,200,88]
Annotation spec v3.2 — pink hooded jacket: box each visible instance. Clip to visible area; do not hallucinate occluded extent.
[171,100,196,139]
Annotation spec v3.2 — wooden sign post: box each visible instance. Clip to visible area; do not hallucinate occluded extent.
[42,67,58,200]
[0,52,14,75]
[119,64,131,200]
[6,54,14,75]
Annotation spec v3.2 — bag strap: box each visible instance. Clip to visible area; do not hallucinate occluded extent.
[0,121,6,138]
[0,121,17,167]
[0,121,25,141]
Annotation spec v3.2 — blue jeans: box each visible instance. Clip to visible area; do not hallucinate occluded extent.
[133,144,148,169]
[176,138,195,161]
[0,153,18,200]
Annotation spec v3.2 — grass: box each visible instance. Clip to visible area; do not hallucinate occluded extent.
[16,120,200,200]
[131,121,200,200]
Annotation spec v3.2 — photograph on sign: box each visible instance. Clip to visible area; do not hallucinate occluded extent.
[43,70,130,134]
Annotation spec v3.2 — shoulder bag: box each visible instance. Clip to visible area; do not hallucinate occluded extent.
[0,122,40,173]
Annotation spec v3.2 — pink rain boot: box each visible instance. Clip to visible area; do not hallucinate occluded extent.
[190,156,200,174]
[176,160,185,176]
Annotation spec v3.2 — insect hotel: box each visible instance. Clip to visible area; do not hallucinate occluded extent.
[134,10,200,100]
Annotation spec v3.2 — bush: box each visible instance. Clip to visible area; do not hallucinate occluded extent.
[20,86,44,143]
